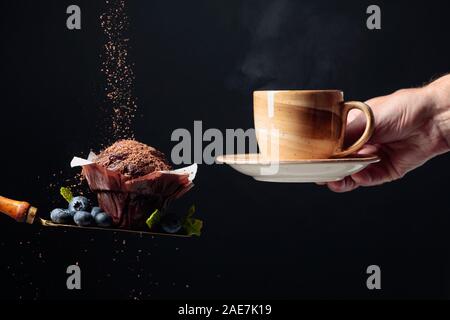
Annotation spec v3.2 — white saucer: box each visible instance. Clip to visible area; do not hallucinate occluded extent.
[216,154,380,183]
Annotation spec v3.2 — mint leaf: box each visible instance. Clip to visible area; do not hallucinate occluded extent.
[183,218,203,237]
[146,209,161,230]
[187,204,196,218]
[182,205,203,236]
[60,187,73,203]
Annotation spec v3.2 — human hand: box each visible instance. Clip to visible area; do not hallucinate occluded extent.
[327,75,450,192]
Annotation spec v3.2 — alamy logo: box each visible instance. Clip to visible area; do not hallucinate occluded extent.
[171,121,258,165]
[170,121,281,175]
[366,5,381,30]
[366,265,381,290]
[66,265,81,290]
[66,5,81,30]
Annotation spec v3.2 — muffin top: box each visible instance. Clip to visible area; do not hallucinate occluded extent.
[95,140,172,178]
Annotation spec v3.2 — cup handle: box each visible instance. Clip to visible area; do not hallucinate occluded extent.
[332,101,375,158]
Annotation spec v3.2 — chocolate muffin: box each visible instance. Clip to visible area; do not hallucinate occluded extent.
[82,140,192,230]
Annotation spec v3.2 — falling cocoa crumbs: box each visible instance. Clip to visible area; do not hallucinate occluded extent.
[100,0,137,141]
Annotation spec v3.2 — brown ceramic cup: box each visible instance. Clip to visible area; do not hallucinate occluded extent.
[254,90,374,160]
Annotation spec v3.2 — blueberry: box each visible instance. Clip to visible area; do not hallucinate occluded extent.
[73,211,95,227]
[68,196,91,213]
[91,206,102,218]
[95,212,113,227]
[161,217,182,234]
[50,209,74,224]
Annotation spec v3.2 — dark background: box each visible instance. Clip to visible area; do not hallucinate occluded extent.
[1,0,449,299]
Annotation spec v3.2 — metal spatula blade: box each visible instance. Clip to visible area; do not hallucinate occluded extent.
[38,218,190,237]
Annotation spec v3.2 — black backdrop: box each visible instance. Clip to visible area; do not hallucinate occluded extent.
[1,0,450,299]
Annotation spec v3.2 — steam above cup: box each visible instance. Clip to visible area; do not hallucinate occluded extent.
[253,90,375,160]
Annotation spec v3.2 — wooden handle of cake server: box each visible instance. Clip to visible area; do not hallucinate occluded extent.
[0,196,37,224]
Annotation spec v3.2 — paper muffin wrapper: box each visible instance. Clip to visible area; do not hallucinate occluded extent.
[71,155,197,230]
